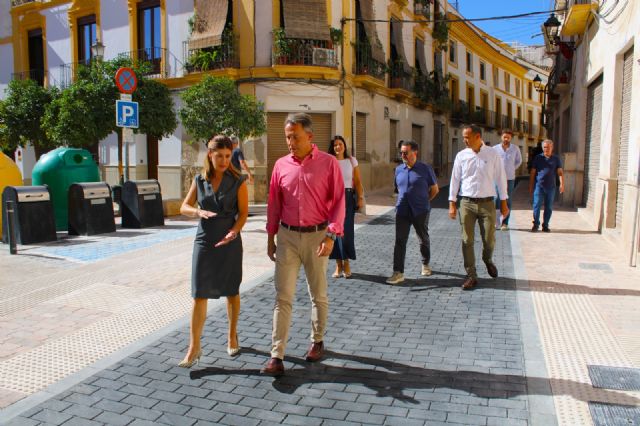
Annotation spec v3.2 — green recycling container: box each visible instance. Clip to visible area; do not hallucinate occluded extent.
[32,147,100,231]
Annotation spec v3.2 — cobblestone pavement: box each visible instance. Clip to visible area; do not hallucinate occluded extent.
[1,184,639,425]
[2,190,544,426]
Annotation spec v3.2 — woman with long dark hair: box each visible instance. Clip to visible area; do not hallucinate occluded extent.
[178,135,249,367]
[328,135,364,278]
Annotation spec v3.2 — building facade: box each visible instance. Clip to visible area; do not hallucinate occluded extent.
[2,0,547,212]
[544,0,639,265]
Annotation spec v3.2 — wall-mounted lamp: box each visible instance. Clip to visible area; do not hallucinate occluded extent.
[533,74,549,129]
[339,86,344,106]
[298,104,311,111]
[384,106,389,120]
[543,13,575,55]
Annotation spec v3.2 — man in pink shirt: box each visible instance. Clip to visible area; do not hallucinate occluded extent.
[262,113,345,376]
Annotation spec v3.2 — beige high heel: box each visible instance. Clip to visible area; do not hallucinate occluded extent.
[227,336,240,357]
[178,350,202,368]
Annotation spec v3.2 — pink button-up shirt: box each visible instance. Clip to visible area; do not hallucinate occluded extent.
[267,144,345,236]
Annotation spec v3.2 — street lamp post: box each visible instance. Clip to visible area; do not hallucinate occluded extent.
[91,40,105,61]
[533,74,549,135]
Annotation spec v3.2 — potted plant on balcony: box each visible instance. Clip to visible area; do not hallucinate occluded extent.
[329,27,343,48]
[432,20,449,51]
[273,28,291,65]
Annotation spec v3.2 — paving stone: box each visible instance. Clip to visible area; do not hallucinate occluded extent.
[62,417,102,426]
[184,406,224,422]
[62,403,103,420]
[93,411,134,426]
[31,409,72,425]
[122,406,163,421]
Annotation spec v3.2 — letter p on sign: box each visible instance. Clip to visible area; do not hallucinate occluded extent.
[116,100,139,128]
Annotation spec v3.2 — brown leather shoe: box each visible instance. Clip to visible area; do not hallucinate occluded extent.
[261,357,284,376]
[486,263,498,278]
[462,277,478,290]
[305,341,324,362]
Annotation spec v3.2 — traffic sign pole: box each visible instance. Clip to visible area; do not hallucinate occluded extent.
[114,67,138,184]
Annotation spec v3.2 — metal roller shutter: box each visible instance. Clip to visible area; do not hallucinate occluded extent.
[266,112,332,185]
[583,75,603,210]
[355,112,367,161]
[412,124,423,156]
[615,48,633,228]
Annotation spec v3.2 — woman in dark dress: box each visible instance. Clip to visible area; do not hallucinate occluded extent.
[328,136,364,278]
[178,135,249,367]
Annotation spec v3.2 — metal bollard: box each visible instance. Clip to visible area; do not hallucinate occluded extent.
[6,200,17,255]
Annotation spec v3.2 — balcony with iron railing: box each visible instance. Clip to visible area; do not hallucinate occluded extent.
[11,0,40,6]
[513,118,523,133]
[388,61,414,92]
[11,69,46,86]
[414,1,431,20]
[353,40,386,81]
[272,32,337,67]
[450,100,469,123]
[184,30,239,73]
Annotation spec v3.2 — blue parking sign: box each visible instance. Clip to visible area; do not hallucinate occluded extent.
[116,100,139,128]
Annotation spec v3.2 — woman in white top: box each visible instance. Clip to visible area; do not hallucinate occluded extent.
[328,135,365,278]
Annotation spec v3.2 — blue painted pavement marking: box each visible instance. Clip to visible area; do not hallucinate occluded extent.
[29,227,197,263]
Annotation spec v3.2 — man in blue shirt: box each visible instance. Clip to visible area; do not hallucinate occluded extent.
[529,139,564,232]
[231,137,254,183]
[386,140,439,285]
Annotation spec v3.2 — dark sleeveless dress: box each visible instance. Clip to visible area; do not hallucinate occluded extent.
[191,172,246,299]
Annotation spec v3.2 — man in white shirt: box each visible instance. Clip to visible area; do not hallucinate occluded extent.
[448,125,509,290]
[492,129,522,230]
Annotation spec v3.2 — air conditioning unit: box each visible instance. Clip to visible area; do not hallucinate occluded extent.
[312,48,337,67]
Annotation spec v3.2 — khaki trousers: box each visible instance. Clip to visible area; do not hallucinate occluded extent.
[271,227,329,359]
[459,198,496,278]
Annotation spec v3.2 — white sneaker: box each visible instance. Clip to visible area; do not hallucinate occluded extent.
[421,265,432,276]
[500,223,509,231]
[386,272,404,285]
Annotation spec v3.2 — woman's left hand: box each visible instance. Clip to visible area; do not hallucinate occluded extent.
[215,230,238,247]
[356,197,364,211]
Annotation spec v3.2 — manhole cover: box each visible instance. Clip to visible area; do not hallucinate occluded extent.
[589,402,640,426]
[588,365,640,391]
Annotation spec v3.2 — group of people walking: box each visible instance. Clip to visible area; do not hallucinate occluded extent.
[177,114,564,375]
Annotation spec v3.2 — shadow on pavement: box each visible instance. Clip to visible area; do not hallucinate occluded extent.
[190,349,640,406]
[345,271,640,297]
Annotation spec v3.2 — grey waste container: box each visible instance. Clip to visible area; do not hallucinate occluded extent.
[68,182,116,236]
[2,186,57,244]
[121,179,164,228]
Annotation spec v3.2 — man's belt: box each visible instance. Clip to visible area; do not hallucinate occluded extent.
[280,221,328,233]
[461,196,494,203]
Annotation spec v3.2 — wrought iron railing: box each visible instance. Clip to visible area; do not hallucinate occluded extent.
[11,0,40,6]
[11,69,46,86]
[414,2,431,19]
[272,34,337,67]
[57,60,92,88]
[353,40,385,80]
[388,62,414,91]
[450,100,469,123]
[184,31,239,73]
[116,47,167,77]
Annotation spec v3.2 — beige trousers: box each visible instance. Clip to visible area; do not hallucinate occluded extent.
[271,227,329,359]
[459,198,496,278]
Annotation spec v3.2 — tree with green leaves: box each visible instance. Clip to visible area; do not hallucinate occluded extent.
[179,76,266,144]
[1,79,54,157]
[43,58,177,148]
[42,64,116,148]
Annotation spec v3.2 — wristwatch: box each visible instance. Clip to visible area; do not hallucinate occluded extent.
[325,232,337,241]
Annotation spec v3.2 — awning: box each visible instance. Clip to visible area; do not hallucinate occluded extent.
[282,0,330,41]
[188,0,229,50]
[391,19,412,74]
[358,0,385,64]
[416,38,427,74]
